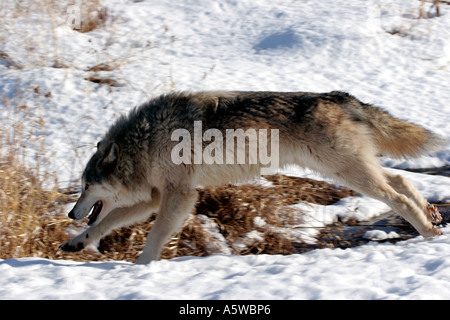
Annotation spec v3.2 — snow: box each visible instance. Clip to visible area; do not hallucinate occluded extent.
[363,229,400,241]
[2,226,450,300]
[1,0,449,300]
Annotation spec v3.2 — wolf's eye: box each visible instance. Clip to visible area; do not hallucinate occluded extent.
[85,184,89,191]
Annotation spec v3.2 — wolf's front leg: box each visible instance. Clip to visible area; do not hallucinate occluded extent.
[60,196,160,253]
[135,188,198,264]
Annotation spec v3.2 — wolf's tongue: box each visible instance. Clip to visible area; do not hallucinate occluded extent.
[88,201,103,225]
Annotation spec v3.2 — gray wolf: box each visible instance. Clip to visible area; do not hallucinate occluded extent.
[60,91,445,264]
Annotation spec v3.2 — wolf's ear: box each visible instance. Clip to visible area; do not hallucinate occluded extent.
[101,142,119,166]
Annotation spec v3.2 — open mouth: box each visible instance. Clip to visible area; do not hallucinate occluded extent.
[87,200,103,225]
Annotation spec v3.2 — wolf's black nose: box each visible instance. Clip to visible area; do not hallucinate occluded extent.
[68,209,75,219]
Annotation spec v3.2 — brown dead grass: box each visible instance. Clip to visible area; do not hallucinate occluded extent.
[0,124,105,262]
[84,75,124,87]
[0,152,73,260]
[73,0,108,33]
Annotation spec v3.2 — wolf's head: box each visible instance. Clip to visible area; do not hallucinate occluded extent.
[67,140,149,226]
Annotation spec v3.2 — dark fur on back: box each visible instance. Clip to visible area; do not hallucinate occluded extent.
[115,90,442,148]
[102,90,444,166]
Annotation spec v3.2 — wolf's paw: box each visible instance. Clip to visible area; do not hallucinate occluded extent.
[432,226,444,236]
[426,203,443,224]
[420,225,443,238]
[59,240,85,252]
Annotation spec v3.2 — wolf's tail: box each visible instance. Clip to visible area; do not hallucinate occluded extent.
[359,102,446,159]
[331,92,447,159]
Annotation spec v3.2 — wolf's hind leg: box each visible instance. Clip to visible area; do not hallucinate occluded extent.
[136,188,198,264]
[60,191,160,252]
[385,171,442,224]
[338,162,442,237]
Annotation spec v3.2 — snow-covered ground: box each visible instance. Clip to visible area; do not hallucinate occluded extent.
[0,0,449,300]
[2,228,450,300]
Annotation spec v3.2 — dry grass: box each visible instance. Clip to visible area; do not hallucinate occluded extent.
[385,0,444,36]
[0,116,105,262]
[0,148,72,260]
[0,49,22,69]
[419,0,441,18]
[84,75,124,87]
[76,1,108,33]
